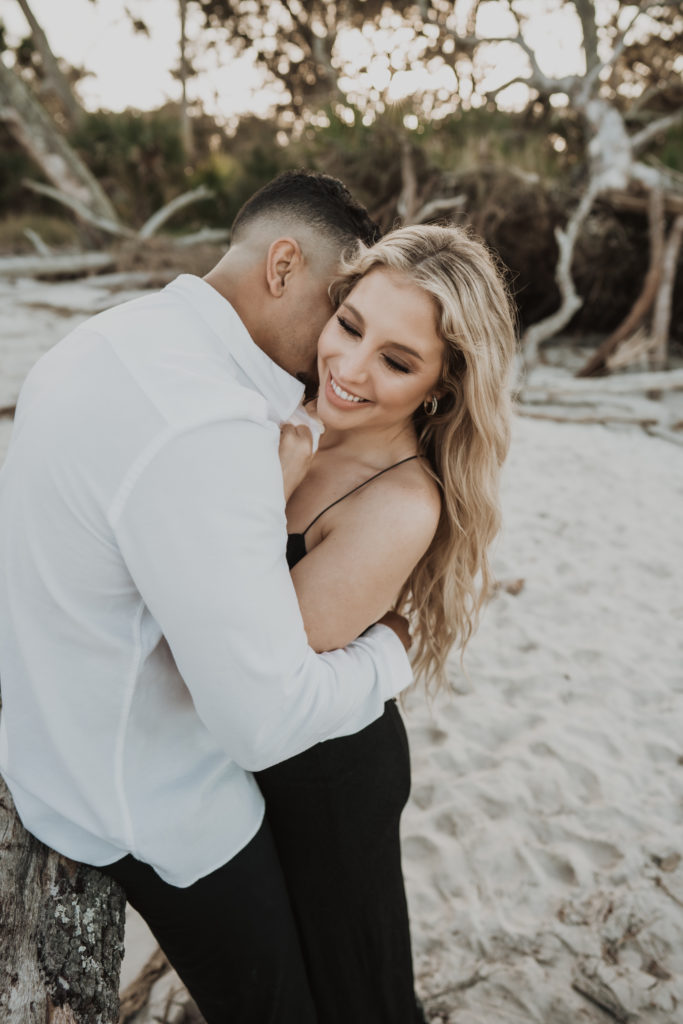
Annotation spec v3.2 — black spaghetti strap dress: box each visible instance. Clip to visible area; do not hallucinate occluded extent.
[255,459,426,1024]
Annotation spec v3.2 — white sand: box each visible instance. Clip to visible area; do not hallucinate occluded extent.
[404,417,683,1022]
[1,276,681,1023]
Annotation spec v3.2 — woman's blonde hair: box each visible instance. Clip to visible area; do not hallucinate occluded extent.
[329,224,517,692]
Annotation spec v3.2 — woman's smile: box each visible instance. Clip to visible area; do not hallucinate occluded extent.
[326,373,371,408]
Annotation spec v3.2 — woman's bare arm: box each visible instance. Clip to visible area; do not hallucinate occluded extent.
[290,473,441,653]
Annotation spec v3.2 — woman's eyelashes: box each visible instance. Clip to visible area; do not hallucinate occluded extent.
[335,314,411,374]
[382,354,411,374]
[336,314,361,338]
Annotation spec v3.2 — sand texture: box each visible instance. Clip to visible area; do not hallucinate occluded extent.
[404,416,683,1023]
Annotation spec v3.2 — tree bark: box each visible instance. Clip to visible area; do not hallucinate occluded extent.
[577,188,665,377]
[650,213,683,370]
[0,60,120,225]
[397,138,419,224]
[520,180,600,370]
[15,0,84,128]
[178,0,194,160]
[0,251,115,277]
[0,773,125,1023]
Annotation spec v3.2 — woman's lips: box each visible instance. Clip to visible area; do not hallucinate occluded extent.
[325,373,369,409]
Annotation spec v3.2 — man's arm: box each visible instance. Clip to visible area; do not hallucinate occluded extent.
[110,418,412,771]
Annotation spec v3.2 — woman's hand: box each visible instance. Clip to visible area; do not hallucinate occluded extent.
[376,611,412,652]
[279,423,316,501]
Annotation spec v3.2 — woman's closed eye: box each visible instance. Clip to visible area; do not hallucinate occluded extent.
[335,314,411,373]
[337,315,361,338]
[382,354,411,374]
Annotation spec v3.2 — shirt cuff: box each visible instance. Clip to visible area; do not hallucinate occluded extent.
[321,623,414,742]
[362,622,414,699]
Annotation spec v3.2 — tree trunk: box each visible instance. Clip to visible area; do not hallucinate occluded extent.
[650,213,683,370]
[15,0,84,128]
[178,0,194,160]
[0,773,125,1023]
[397,138,419,224]
[521,180,600,370]
[577,188,665,377]
[0,60,120,225]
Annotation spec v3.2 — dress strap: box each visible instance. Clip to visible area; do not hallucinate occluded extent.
[301,456,420,537]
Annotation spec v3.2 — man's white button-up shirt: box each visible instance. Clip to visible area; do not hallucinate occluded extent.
[0,274,412,886]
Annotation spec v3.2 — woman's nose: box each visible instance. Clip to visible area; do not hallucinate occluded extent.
[336,350,369,384]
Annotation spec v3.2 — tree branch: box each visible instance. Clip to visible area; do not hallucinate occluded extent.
[521,179,601,369]
[580,0,681,102]
[138,185,214,239]
[461,33,575,96]
[573,0,600,74]
[22,178,135,237]
[414,195,467,224]
[485,75,536,101]
[631,109,683,154]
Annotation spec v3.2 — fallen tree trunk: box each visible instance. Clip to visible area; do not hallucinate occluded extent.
[16,0,85,130]
[522,367,683,399]
[0,252,115,277]
[516,407,659,428]
[119,948,170,1024]
[0,61,119,226]
[0,773,125,1023]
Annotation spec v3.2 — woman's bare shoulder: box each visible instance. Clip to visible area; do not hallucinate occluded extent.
[339,457,442,546]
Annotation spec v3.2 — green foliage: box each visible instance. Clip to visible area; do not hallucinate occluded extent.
[68,107,188,226]
[655,122,683,175]
[422,107,573,183]
[0,125,36,211]
[187,117,293,228]
[0,213,82,255]
[288,110,407,215]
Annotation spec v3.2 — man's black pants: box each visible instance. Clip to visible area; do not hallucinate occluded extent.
[101,818,317,1024]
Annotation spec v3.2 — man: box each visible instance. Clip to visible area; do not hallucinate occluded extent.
[0,171,412,1022]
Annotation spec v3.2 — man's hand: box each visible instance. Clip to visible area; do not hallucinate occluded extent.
[279,423,315,501]
[376,611,412,652]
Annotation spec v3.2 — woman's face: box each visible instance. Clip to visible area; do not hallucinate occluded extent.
[316,268,445,434]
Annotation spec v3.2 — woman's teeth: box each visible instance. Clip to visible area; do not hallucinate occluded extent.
[331,377,366,403]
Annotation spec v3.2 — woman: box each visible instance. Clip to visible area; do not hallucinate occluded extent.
[256,224,516,1022]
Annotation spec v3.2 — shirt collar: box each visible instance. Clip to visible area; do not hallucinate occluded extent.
[166,274,305,423]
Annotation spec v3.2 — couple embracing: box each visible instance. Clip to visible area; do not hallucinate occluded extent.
[0,170,515,1022]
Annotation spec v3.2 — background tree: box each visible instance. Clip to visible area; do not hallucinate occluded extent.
[0,56,121,227]
[14,0,85,128]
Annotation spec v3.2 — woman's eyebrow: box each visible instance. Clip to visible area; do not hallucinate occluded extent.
[342,302,425,362]
[342,301,365,325]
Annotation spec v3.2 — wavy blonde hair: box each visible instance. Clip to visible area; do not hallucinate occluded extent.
[329,224,517,692]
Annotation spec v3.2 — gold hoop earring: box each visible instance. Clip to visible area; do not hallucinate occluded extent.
[424,396,438,416]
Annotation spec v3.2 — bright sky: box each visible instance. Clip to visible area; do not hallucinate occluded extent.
[2,0,274,119]
[2,0,605,121]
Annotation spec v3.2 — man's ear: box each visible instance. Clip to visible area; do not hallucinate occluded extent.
[265,238,303,297]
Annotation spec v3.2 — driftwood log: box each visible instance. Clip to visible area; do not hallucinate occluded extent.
[0,252,116,278]
[0,773,125,1023]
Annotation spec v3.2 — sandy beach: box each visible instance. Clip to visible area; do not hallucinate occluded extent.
[1,274,681,1023]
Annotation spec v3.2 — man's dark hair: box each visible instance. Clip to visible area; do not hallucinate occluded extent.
[231,170,380,253]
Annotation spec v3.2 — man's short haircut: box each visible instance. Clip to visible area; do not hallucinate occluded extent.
[230,170,380,255]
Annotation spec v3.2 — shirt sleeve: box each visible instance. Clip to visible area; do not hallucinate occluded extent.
[110,417,413,770]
